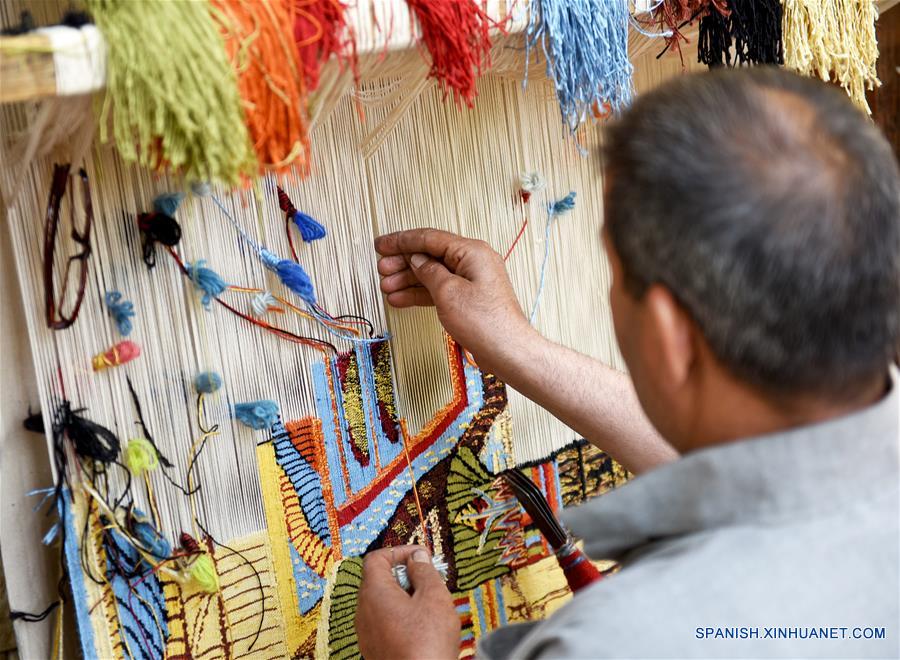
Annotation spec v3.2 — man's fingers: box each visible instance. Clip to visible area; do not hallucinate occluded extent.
[375,228,458,259]
[406,549,450,600]
[376,255,407,277]
[408,253,455,292]
[379,268,420,294]
[360,545,430,589]
[385,288,434,308]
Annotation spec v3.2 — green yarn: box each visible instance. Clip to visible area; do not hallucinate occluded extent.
[86,0,257,185]
[124,437,159,476]
[190,553,219,593]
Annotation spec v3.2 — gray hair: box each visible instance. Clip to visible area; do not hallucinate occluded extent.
[602,67,900,397]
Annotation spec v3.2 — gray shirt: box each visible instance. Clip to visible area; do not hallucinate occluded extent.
[479,374,899,659]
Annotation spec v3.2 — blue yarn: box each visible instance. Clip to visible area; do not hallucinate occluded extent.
[131,510,171,561]
[530,192,577,324]
[234,400,280,430]
[185,260,228,309]
[104,290,135,336]
[260,249,316,305]
[292,211,327,242]
[194,371,223,394]
[525,0,633,134]
[153,192,185,217]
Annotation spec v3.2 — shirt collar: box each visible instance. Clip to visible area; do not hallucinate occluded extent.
[561,369,899,561]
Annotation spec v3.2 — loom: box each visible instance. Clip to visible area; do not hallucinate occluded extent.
[0,1,886,658]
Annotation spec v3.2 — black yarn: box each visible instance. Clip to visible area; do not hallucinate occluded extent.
[699,0,783,68]
[61,10,93,28]
[137,212,182,269]
[24,408,45,433]
[10,600,60,623]
[62,402,121,463]
[1,10,34,35]
[125,376,174,468]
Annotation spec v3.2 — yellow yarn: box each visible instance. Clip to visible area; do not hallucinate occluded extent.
[190,553,220,593]
[783,0,880,114]
[124,438,159,476]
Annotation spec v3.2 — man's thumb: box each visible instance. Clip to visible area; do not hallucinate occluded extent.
[406,550,446,594]
[408,253,453,292]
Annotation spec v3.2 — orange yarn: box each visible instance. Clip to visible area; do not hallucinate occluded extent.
[211,0,310,175]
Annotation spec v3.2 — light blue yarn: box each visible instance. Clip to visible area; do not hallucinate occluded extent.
[185,260,228,309]
[104,290,135,336]
[525,0,634,134]
[529,192,576,324]
[194,371,223,394]
[153,192,185,217]
[234,400,280,430]
[260,248,317,305]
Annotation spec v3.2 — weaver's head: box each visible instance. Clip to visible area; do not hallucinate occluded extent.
[600,67,900,452]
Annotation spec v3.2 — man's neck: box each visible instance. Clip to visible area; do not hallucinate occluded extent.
[681,373,890,453]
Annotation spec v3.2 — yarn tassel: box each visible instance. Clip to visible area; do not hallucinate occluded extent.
[211,0,310,174]
[185,260,228,309]
[404,0,499,107]
[124,438,159,476]
[698,0,783,68]
[153,192,185,217]
[104,291,135,336]
[530,192,576,324]
[84,0,256,185]
[526,0,633,133]
[260,249,317,305]
[651,0,729,60]
[92,340,141,372]
[783,0,879,114]
[194,371,223,394]
[277,186,326,243]
[294,0,358,91]
[137,211,182,269]
[234,400,280,430]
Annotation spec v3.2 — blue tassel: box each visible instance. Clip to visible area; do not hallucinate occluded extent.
[292,211,327,243]
[194,371,223,394]
[185,260,228,309]
[234,400,279,430]
[153,192,185,217]
[104,290,135,336]
[260,249,316,305]
[525,0,633,133]
[550,191,577,216]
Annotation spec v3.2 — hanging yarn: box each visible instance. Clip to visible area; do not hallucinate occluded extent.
[104,291,135,336]
[526,0,633,133]
[234,400,280,430]
[251,291,278,318]
[194,371,223,395]
[180,533,219,593]
[530,192,576,324]
[137,212,182,269]
[185,260,228,309]
[277,186,327,243]
[519,171,546,204]
[783,0,879,114]
[294,0,358,91]
[92,340,141,372]
[58,401,121,464]
[129,510,171,561]
[698,0,783,68]
[404,0,499,107]
[84,0,256,185]
[207,194,318,306]
[210,0,311,174]
[650,0,729,60]
[153,192,185,217]
[123,438,159,476]
[260,249,316,305]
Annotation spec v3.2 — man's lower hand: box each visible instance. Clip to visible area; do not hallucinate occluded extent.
[355,545,460,660]
[375,229,535,372]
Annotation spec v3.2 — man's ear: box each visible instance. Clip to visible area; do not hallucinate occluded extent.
[643,284,696,388]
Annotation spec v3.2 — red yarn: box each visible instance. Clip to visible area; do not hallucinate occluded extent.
[404,0,500,108]
[557,545,603,592]
[294,0,358,91]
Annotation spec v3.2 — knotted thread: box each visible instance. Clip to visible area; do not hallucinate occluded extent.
[277,186,326,242]
[92,340,141,372]
[530,192,577,324]
[194,371,223,394]
[234,400,280,430]
[104,290,135,336]
[124,438,159,476]
[185,260,228,309]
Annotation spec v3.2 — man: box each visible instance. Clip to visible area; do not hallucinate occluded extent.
[355,68,900,658]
